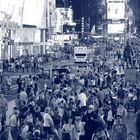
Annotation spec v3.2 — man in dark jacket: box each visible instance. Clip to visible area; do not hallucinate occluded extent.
[83,105,106,140]
[17,75,22,93]
[117,84,125,104]
[123,41,133,67]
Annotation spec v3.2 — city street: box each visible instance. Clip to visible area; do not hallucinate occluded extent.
[1,0,140,140]
[3,48,137,139]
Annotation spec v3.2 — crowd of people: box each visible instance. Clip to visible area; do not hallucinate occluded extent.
[3,55,48,73]
[0,41,140,140]
[2,46,73,74]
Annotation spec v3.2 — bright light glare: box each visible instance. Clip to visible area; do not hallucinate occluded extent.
[22,0,46,27]
[107,2,125,19]
[0,0,47,27]
[108,24,125,34]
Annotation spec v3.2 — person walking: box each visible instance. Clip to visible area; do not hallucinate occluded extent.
[112,115,127,140]
[9,107,19,140]
[0,94,8,125]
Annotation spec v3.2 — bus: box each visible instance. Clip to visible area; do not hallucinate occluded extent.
[74,46,88,63]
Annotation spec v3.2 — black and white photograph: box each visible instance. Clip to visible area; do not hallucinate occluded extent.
[0,0,140,139]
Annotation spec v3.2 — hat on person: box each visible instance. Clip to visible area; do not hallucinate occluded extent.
[33,129,40,137]
[45,107,51,113]
[63,87,68,91]
[88,105,94,109]
[116,115,122,119]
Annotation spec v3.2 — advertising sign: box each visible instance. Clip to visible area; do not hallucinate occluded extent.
[22,0,46,27]
[107,1,125,20]
[107,23,125,34]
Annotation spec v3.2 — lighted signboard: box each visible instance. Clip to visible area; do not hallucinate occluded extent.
[22,0,46,27]
[0,0,47,27]
[107,2,125,19]
[107,23,125,34]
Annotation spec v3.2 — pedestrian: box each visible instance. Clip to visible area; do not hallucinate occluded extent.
[9,107,19,140]
[62,117,77,140]
[17,75,22,93]
[117,84,125,104]
[78,89,87,115]
[0,94,8,125]
[19,88,28,104]
[112,115,127,140]
[123,41,133,67]
[116,103,127,123]
[43,107,54,137]
[6,76,12,92]
[127,132,135,140]
[84,105,106,140]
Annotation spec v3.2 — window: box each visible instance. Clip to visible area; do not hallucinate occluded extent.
[75,54,86,56]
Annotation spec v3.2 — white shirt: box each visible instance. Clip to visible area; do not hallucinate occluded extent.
[9,114,18,127]
[43,113,54,127]
[78,93,87,107]
[26,114,33,123]
[79,79,84,85]
[107,110,113,121]
[79,122,85,136]
[19,91,27,102]
[21,125,29,139]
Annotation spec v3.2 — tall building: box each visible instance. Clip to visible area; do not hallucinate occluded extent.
[131,0,140,31]
[0,0,49,58]
[71,0,81,33]
[71,0,89,37]
[81,0,89,34]
[72,0,102,36]
[56,0,71,8]
[88,0,98,32]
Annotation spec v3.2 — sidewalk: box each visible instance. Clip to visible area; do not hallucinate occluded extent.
[3,59,74,77]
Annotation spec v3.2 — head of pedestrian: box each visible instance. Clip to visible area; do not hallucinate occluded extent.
[75,115,81,121]
[45,107,51,113]
[128,132,135,140]
[68,117,74,124]
[88,105,95,113]
[13,107,18,115]
[0,94,4,99]
[115,115,122,124]
[33,129,41,138]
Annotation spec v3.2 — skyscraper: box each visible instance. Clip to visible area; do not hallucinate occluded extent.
[71,0,81,33]
[56,0,70,8]
[131,0,140,31]
[71,0,101,35]
[71,0,89,37]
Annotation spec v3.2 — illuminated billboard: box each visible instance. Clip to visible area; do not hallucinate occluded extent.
[22,0,47,28]
[107,23,125,34]
[0,0,47,27]
[107,2,125,19]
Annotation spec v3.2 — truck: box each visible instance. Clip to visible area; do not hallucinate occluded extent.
[74,46,88,63]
